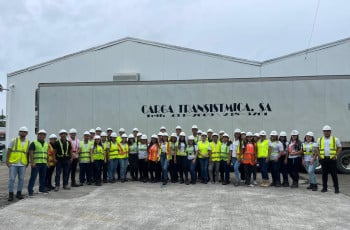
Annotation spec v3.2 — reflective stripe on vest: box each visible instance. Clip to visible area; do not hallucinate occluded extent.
[93,145,104,160]
[177,142,187,156]
[242,143,255,165]
[270,141,279,160]
[302,143,314,155]
[198,141,210,158]
[9,137,29,165]
[129,143,138,154]
[79,142,91,163]
[109,142,119,159]
[57,140,69,157]
[117,143,129,159]
[220,143,229,161]
[33,140,48,164]
[186,146,196,159]
[148,144,159,161]
[47,144,55,166]
[318,136,336,159]
[210,141,221,162]
[257,139,269,158]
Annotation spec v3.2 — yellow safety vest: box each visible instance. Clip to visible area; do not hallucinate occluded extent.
[257,139,269,158]
[9,137,30,165]
[117,143,129,159]
[109,142,119,159]
[302,143,314,155]
[198,141,210,159]
[33,140,48,164]
[210,141,221,162]
[318,136,337,159]
[92,145,104,160]
[79,142,91,163]
[177,142,187,156]
[220,143,229,161]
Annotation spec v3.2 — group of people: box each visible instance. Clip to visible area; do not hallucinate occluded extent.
[6,124,342,201]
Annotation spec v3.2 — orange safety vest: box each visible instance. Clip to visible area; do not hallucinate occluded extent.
[47,143,55,166]
[242,143,256,166]
[148,144,159,162]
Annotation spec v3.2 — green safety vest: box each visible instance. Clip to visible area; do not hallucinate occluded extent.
[33,140,48,164]
[9,137,30,165]
[198,141,210,159]
[257,139,269,158]
[129,143,138,154]
[270,141,279,160]
[109,142,119,159]
[177,142,187,156]
[79,142,91,163]
[186,145,196,158]
[302,143,314,155]
[93,145,104,160]
[220,143,229,161]
[318,136,337,159]
[210,141,221,162]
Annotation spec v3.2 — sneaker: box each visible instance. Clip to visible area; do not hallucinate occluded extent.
[54,187,59,192]
[253,181,258,185]
[248,184,255,187]
[63,186,71,190]
[39,191,49,195]
[28,193,34,198]
[321,188,328,193]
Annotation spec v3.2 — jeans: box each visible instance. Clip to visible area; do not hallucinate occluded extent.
[287,157,301,183]
[8,165,26,193]
[320,157,339,190]
[160,153,169,181]
[209,161,220,182]
[55,159,70,187]
[186,159,197,182]
[79,163,91,184]
[108,159,117,182]
[117,158,128,180]
[232,157,240,182]
[220,160,230,182]
[304,160,317,184]
[270,160,281,184]
[258,158,269,180]
[28,163,47,194]
[199,157,209,182]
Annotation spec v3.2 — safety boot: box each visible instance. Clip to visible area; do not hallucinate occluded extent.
[8,192,14,202]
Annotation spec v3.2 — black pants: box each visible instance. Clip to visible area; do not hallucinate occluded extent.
[69,158,79,185]
[287,157,301,183]
[139,159,148,180]
[177,156,187,181]
[102,161,108,182]
[45,165,55,188]
[243,164,253,185]
[148,161,158,181]
[320,157,339,190]
[169,156,178,182]
[93,160,103,184]
[279,155,289,183]
[239,163,245,180]
[129,154,139,179]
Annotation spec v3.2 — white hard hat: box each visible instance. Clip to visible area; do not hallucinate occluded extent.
[246,132,253,136]
[207,129,213,133]
[119,128,125,132]
[133,128,139,132]
[49,134,57,139]
[158,132,163,136]
[201,132,207,136]
[69,128,77,134]
[141,135,148,140]
[89,129,96,133]
[95,127,102,131]
[121,134,128,138]
[241,131,246,135]
[128,134,134,138]
[59,129,68,135]
[306,131,314,137]
[94,135,101,139]
[83,131,90,135]
[322,125,332,131]
[180,132,186,136]
[254,133,260,137]
[279,131,287,137]
[162,132,169,137]
[192,125,198,129]
[110,132,117,138]
[223,133,229,138]
[234,128,241,133]
[291,130,299,136]
[100,132,107,137]
[151,134,158,139]
[212,133,219,136]
[219,130,225,134]
[159,126,166,131]
[106,128,113,131]
[270,131,278,136]
[176,125,182,130]
[198,130,203,134]
[38,129,47,135]
[137,132,142,137]
[188,135,195,140]
[259,130,266,136]
[171,133,177,138]
[19,126,28,132]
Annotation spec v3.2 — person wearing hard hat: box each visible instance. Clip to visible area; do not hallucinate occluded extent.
[219,131,225,142]
[101,132,109,183]
[106,128,113,141]
[209,133,221,184]
[159,132,171,185]
[185,135,198,185]
[176,132,188,184]
[89,129,96,144]
[6,126,30,201]
[269,131,283,187]
[191,125,199,143]
[220,133,231,185]
[116,134,129,182]
[159,126,166,133]
[316,125,342,193]
[68,128,80,187]
[257,130,272,187]
[138,135,149,182]
[136,132,142,144]
[45,134,57,191]
[169,133,179,183]
[207,129,214,142]
[117,128,126,143]
[302,131,319,191]
[252,133,260,185]
[196,132,212,184]
[175,126,182,141]
[241,132,257,187]
[278,131,289,187]
[148,134,161,183]
[284,130,303,188]
[78,131,92,186]
[128,134,139,181]
[106,132,118,183]
[230,128,242,186]
[132,128,139,142]
[157,132,163,143]
[90,135,105,186]
[28,129,49,196]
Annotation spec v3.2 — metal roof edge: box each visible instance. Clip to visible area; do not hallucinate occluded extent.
[262,37,350,65]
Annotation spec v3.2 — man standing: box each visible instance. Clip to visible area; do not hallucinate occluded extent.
[68,128,80,187]
[28,129,49,196]
[53,129,73,191]
[317,125,342,193]
[6,126,30,201]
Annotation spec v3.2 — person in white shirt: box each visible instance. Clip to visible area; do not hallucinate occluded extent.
[68,128,80,187]
[269,131,283,187]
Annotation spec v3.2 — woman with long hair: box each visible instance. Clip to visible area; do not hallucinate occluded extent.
[284,130,303,188]
[302,132,319,191]
[148,134,161,183]
[90,135,105,186]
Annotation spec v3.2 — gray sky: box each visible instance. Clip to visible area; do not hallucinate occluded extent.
[1,0,350,113]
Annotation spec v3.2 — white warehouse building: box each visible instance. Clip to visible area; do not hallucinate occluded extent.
[6,37,350,142]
